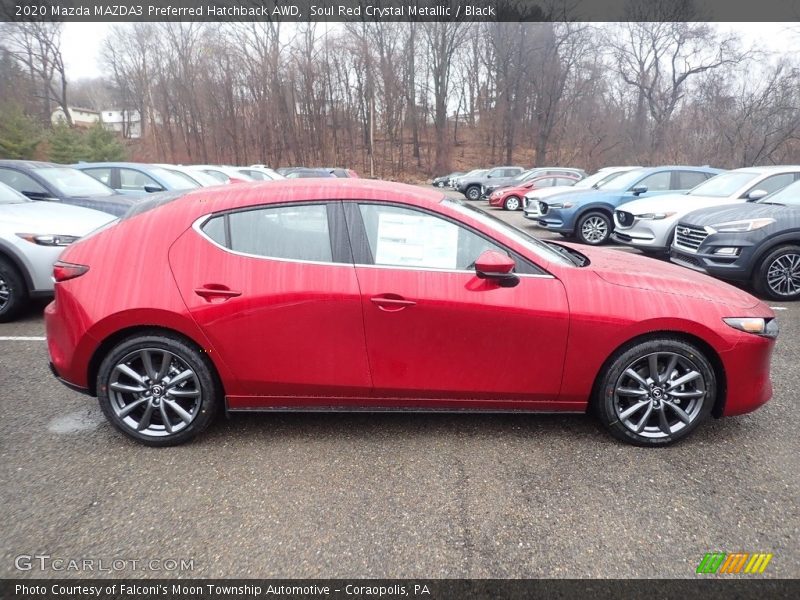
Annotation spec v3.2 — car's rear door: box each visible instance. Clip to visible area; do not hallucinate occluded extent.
[168,201,372,406]
[344,201,570,406]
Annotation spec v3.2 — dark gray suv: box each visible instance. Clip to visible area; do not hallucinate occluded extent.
[671,179,800,300]
[455,166,524,201]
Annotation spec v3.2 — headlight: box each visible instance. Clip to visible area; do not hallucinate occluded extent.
[635,212,677,220]
[548,202,574,209]
[723,317,779,338]
[708,218,775,233]
[16,233,80,247]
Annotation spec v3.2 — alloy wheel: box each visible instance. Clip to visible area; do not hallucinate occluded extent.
[505,196,520,211]
[467,187,480,201]
[613,351,707,439]
[580,215,609,244]
[107,348,202,438]
[766,252,800,297]
[0,274,9,311]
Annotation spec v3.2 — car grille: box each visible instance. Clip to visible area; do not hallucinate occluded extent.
[614,232,633,242]
[616,210,634,227]
[538,201,549,215]
[671,251,703,269]
[674,224,708,252]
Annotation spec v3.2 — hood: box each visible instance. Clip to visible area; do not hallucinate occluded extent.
[1,201,115,235]
[616,193,744,215]
[524,185,580,199]
[680,201,800,227]
[567,243,761,308]
[494,184,529,196]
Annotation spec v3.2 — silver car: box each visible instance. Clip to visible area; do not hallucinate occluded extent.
[0,182,115,322]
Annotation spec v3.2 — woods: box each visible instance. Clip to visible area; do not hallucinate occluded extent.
[2,21,800,179]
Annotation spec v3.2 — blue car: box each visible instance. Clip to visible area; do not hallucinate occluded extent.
[73,162,201,197]
[535,166,724,245]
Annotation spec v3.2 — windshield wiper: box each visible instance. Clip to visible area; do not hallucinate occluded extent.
[545,241,586,267]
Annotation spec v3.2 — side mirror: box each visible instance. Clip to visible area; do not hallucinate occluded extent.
[631,185,648,195]
[144,184,165,193]
[475,250,519,288]
[747,189,768,201]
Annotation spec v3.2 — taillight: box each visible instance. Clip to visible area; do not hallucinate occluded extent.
[53,260,89,282]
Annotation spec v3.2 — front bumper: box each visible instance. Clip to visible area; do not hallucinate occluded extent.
[717,329,776,416]
[670,231,764,282]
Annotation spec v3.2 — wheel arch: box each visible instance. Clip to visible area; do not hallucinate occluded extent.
[86,325,227,401]
[588,330,728,419]
[748,234,800,279]
[0,241,35,292]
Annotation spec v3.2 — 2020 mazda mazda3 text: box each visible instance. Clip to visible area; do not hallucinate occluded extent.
[45,180,778,446]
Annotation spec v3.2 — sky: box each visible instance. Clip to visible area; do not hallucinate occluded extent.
[60,21,796,81]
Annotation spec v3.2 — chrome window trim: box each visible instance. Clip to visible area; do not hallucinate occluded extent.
[192,213,555,278]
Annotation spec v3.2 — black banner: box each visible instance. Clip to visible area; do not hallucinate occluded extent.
[2,0,800,22]
[1,579,799,600]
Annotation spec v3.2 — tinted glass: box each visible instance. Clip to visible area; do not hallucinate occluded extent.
[358,204,504,270]
[228,204,332,262]
[0,181,30,204]
[688,171,756,197]
[753,173,795,196]
[201,215,226,246]
[758,179,800,206]
[119,168,161,191]
[82,167,112,186]
[677,171,709,190]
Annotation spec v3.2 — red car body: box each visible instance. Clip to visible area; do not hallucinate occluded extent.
[488,174,580,209]
[45,179,776,445]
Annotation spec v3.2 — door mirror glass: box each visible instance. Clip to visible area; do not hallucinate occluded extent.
[747,189,768,201]
[143,184,165,193]
[631,185,648,195]
[474,250,519,287]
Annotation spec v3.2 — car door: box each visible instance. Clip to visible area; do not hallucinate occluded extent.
[344,201,569,404]
[168,201,372,406]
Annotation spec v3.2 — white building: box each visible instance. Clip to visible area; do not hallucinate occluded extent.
[51,107,100,128]
[101,109,142,139]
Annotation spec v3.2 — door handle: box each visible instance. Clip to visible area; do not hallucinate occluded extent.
[194,285,242,301]
[370,295,416,311]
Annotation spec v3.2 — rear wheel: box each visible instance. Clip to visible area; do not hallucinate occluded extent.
[0,257,27,323]
[753,244,800,301]
[503,195,521,211]
[576,211,611,245]
[465,185,481,201]
[97,334,219,446]
[595,338,715,446]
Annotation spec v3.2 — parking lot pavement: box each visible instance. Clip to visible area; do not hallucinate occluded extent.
[1,196,798,579]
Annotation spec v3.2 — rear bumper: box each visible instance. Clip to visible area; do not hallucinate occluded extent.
[49,361,90,396]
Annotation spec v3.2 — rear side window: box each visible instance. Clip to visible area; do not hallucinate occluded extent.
[676,171,709,190]
[205,204,333,263]
[82,167,112,186]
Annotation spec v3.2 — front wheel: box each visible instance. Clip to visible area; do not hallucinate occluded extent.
[0,257,28,323]
[465,185,481,201]
[576,211,612,245]
[97,333,219,446]
[595,338,715,446]
[753,244,800,300]
[503,195,521,211]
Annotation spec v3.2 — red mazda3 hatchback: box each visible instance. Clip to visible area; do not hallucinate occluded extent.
[45,179,777,446]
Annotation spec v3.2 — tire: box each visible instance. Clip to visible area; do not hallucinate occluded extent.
[558,232,572,238]
[503,195,521,211]
[752,244,800,301]
[576,211,612,245]
[96,333,220,446]
[595,338,716,446]
[0,256,28,323]
[465,185,481,201]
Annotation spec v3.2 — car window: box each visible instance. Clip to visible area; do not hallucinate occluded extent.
[0,181,30,204]
[504,168,520,177]
[0,168,48,195]
[535,178,556,187]
[225,204,333,262]
[554,177,576,187]
[82,167,112,187]
[487,169,504,178]
[240,169,268,180]
[636,171,671,191]
[676,171,709,190]
[202,169,230,183]
[35,167,115,197]
[358,204,505,270]
[119,168,161,191]
[201,215,226,246]
[750,173,796,196]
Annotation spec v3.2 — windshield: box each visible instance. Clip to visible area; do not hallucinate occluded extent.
[443,198,575,267]
[575,169,630,189]
[149,167,199,190]
[758,179,800,206]
[686,171,758,198]
[600,168,651,191]
[0,182,30,204]
[36,167,115,197]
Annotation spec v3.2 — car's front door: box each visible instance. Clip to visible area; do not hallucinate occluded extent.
[168,201,372,406]
[345,201,570,405]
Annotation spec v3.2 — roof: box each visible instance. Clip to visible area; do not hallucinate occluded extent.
[0,160,60,170]
[730,165,800,173]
